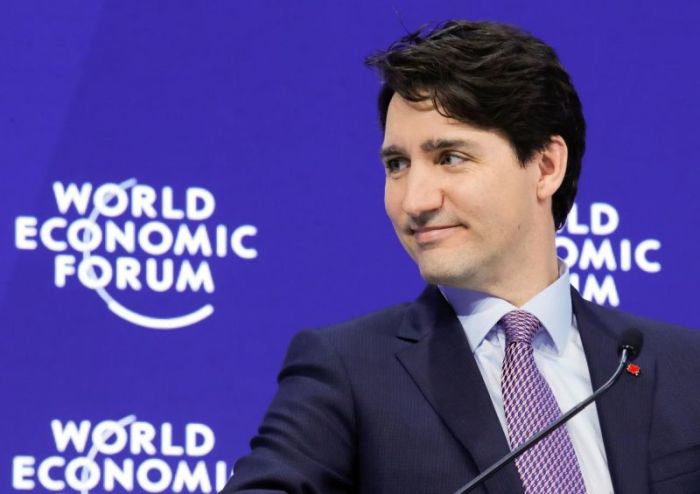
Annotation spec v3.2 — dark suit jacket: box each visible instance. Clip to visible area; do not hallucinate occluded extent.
[222,286,700,493]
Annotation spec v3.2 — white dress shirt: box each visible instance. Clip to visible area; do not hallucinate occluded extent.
[440,262,614,493]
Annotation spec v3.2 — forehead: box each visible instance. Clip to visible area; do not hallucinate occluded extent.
[382,94,503,153]
[384,94,454,132]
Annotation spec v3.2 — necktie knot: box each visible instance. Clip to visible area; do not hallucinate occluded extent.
[500,310,541,345]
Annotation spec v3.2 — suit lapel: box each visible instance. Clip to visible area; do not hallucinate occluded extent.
[573,289,654,493]
[395,286,523,493]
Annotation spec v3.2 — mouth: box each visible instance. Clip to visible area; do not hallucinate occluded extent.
[411,225,463,245]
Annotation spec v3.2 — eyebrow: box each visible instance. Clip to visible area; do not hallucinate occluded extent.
[380,144,405,159]
[420,138,475,153]
[380,139,476,159]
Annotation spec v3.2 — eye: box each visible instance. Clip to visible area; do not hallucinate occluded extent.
[438,153,466,166]
[384,157,410,174]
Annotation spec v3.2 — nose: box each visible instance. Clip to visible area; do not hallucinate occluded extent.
[401,164,443,220]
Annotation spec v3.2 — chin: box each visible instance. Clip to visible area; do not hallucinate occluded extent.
[417,260,475,288]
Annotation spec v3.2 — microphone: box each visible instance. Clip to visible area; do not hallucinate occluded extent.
[453,329,644,494]
[619,328,643,360]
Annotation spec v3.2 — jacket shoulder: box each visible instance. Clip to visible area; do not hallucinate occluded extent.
[580,298,700,356]
[312,301,413,342]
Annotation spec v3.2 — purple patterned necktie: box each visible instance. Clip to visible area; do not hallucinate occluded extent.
[500,310,586,493]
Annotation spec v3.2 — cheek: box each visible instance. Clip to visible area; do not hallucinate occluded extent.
[446,177,520,232]
[444,181,489,219]
[483,181,535,237]
[384,183,403,224]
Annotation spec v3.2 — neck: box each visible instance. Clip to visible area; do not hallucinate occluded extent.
[492,215,561,306]
[494,255,560,307]
[448,225,560,307]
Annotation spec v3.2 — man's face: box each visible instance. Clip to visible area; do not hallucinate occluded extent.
[382,94,543,291]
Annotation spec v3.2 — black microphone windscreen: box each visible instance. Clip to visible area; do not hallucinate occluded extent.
[619,328,644,360]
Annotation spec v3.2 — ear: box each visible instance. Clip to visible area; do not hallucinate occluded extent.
[535,135,568,202]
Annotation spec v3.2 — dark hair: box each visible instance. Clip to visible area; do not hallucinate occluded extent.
[365,20,585,230]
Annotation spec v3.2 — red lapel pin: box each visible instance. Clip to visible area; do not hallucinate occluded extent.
[626,363,641,377]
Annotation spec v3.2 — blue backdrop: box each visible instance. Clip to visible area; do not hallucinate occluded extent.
[3,1,699,492]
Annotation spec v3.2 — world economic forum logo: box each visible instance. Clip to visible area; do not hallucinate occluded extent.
[557,201,662,306]
[14,179,257,330]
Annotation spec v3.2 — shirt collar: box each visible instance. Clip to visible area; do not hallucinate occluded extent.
[439,260,573,355]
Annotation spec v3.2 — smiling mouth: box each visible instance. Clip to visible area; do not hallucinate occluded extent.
[412,225,462,245]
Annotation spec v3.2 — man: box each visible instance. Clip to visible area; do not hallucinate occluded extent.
[222,20,700,493]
